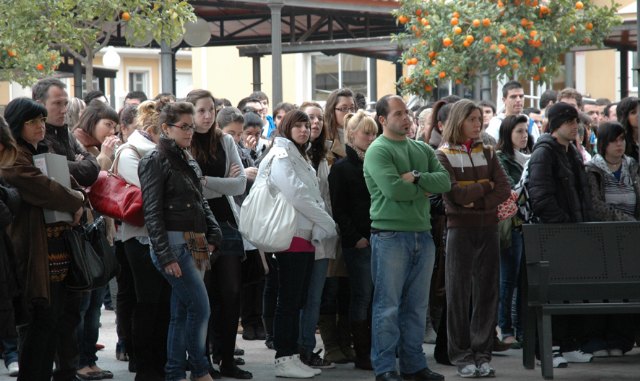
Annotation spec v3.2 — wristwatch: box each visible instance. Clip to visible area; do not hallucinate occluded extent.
[412,170,421,184]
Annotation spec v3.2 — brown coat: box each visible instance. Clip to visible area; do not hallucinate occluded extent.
[0,142,84,305]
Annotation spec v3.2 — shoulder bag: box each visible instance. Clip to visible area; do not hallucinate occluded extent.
[87,146,145,226]
[64,216,120,291]
[239,155,297,253]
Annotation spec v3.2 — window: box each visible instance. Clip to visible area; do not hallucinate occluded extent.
[629,51,638,92]
[81,77,100,94]
[311,53,368,101]
[175,72,193,99]
[128,71,149,94]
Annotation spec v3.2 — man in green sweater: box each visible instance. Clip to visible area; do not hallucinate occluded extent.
[364,95,451,381]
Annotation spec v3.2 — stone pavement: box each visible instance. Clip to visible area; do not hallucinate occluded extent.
[1,309,639,380]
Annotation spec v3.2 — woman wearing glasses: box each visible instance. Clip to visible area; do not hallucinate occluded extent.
[186,90,251,379]
[324,88,357,164]
[1,98,85,381]
[139,102,222,381]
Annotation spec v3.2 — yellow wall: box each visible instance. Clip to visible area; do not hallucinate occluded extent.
[0,82,10,105]
[377,60,397,98]
[583,49,618,100]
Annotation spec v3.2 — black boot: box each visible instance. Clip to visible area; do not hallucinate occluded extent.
[351,320,373,370]
[262,316,274,350]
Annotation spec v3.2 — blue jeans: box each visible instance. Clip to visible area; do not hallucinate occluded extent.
[498,229,523,337]
[77,286,107,367]
[370,231,435,375]
[343,246,373,322]
[298,258,329,354]
[273,252,314,358]
[1,338,18,367]
[151,244,210,381]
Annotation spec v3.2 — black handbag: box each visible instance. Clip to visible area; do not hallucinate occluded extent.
[64,216,120,291]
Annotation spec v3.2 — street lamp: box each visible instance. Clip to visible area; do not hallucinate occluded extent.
[102,46,121,69]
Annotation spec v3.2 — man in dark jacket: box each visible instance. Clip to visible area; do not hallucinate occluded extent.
[527,101,593,368]
[33,78,100,187]
[528,102,592,223]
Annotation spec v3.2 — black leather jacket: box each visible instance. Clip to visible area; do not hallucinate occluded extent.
[138,138,222,267]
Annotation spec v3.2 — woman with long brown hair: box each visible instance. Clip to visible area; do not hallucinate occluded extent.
[186,89,251,379]
[323,88,356,164]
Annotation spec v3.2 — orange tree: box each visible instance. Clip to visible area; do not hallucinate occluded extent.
[0,0,195,88]
[394,0,621,98]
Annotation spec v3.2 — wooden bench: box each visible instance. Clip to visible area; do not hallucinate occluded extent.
[521,222,640,379]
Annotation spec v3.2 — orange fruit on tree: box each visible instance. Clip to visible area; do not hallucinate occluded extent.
[463,40,471,47]
[472,19,481,27]
[500,28,507,37]
[424,69,431,75]
[530,30,538,38]
[586,22,593,30]
[425,85,433,92]
[538,66,546,74]
[7,49,16,57]
[439,71,446,79]
[452,11,460,18]
[532,74,541,81]
[521,18,529,27]
[455,79,462,85]
[398,15,409,24]
[511,62,519,69]
[421,18,429,26]
[575,1,584,10]
[465,35,474,43]
[428,51,437,59]
[432,60,437,66]
[36,63,45,71]
[483,36,492,43]
[416,9,422,16]
[454,26,462,35]
[451,17,459,26]
[404,77,413,84]
[531,56,541,64]
[539,5,550,16]
[497,1,504,8]
[443,37,453,47]
[570,25,576,33]
[121,11,131,21]
[482,18,491,27]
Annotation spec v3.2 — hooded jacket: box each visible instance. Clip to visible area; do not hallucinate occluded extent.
[259,137,336,247]
[585,155,640,221]
[527,134,592,223]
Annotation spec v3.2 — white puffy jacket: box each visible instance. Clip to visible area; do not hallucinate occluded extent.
[260,137,337,246]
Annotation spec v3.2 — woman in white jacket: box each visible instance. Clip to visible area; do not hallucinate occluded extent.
[262,110,337,378]
[115,99,172,380]
[187,89,251,379]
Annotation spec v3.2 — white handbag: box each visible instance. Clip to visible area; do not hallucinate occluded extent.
[239,156,297,252]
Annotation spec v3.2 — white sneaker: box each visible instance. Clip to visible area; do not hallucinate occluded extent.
[551,348,568,369]
[7,362,18,377]
[457,364,479,378]
[609,348,624,357]
[294,355,321,376]
[478,362,495,377]
[275,355,315,378]
[592,349,609,358]
[423,325,437,344]
[562,350,593,363]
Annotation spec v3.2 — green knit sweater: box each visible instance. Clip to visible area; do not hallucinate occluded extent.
[363,136,451,231]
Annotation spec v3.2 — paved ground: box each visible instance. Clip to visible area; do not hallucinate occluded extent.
[1,309,639,380]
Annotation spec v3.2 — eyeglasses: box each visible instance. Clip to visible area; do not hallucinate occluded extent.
[335,107,356,113]
[25,116,47,125]
[168,123,195,131]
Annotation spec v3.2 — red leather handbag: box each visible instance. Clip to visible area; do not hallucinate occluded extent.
[87,146,145,226]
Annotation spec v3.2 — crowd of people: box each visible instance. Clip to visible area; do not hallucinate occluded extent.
[0,76,638,381]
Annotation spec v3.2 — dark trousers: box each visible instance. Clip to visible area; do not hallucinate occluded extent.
[18,282,82,381]
[241,280,264,328]
[446,226,499,367]
[115,240,135,358]
[124,238,171,381]
[262,255,279,334]
[77,286,106,368]
[273,252,314,358]
[206,223,244,367]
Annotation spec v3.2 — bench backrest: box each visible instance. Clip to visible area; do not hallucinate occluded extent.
[522,222,640,303]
